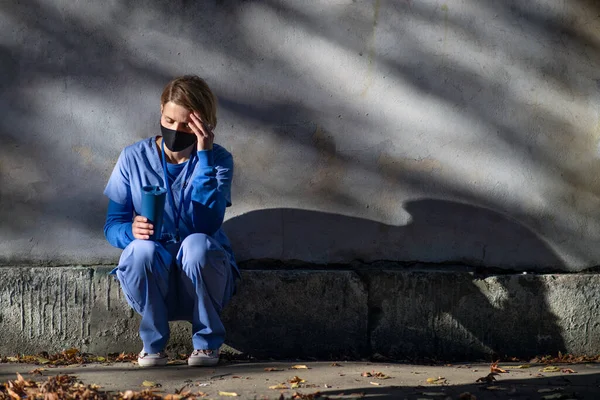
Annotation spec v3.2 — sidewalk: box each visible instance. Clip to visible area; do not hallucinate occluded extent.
[2,360,600,399]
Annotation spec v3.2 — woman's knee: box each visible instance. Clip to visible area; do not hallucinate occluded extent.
[179,233,210,268]
[120,239,159,274]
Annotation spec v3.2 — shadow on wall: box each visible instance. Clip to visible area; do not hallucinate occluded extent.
[222,200,566,359]
[224,199,562,269]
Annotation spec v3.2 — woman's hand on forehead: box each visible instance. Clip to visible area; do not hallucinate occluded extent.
[189,111,214,151]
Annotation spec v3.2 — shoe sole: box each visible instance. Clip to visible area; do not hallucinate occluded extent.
[188,358,219,367]
[138,358,168,367]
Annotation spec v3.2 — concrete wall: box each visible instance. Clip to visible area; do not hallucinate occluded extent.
[1,1,600,270]
[2,266,598,359]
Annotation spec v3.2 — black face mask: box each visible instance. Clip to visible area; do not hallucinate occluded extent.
[160,124,197,152]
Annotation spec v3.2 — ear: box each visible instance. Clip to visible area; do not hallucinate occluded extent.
[160,104,164,114]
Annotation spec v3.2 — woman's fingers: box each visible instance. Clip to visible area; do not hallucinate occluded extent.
[189,112,206,136]
[190,112,213,137]
[133,216,153,240]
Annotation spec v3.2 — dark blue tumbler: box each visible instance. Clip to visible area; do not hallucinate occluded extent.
[141,185,167,241]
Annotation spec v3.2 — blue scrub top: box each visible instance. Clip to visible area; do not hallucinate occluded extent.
[104,137,238,274]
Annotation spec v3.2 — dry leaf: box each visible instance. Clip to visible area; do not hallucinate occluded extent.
[268,383,288,390]
[490,362,508,374]
[426,377,446,384]
[291,365,309,369]
[6,388,21,400]
[63,348,79,357]
[540,366,561,373]
[218,391,239,397]
[361,372,372,377]
[289,376,306,384]
[331,362,341,367]
[475,373,498,383]
[374,372,391,379]
[28,368,45,375]
[264,367,283,372]
[142,380,161,387]
[561,368,576,373]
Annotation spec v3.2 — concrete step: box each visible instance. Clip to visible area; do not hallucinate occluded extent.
[0,266,598,360]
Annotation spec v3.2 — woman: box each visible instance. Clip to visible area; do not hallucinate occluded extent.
[103,75,238,367]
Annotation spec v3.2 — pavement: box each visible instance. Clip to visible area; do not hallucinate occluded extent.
[2,360,600,399]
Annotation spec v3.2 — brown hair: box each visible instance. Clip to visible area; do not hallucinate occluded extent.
[160,75,218,128]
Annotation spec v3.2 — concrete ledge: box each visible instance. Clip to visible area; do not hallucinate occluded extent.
[0,266,598,360]
[366,271,600,359]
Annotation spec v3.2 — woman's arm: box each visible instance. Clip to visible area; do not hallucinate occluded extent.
[190,149,233,235]
[104,199,135,249]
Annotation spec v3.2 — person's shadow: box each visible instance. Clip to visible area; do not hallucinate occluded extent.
[221,199,566,360]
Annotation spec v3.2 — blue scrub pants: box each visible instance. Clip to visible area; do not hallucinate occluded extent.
[113,233,236,354]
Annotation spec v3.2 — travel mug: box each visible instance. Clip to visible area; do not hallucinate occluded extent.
[141,185,167,241]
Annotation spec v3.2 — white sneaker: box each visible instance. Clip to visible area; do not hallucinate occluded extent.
[137,350,168,367]
[188,349,219,367]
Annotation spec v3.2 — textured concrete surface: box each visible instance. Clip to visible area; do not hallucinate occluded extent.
[2,361,600,399]
[1,266,599,359]
[2,1,600,270]
[367,271,600,360]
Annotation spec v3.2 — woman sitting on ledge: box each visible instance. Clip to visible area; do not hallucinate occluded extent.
[103,75,239,367]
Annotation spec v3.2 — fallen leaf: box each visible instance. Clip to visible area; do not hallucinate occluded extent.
[95,356,106,362]
[540,366,561,373]
[490,362,508,374]
[6,357,18,362]
[291,382,300,389]
[142,380,161,387]
[331,363,341,367]
[361,372,372,377]
[289,376,306,384]
[561,368,576,374]
[269,383,289,390]
[63,348,79,357]
[28,368,45,375]
[426,377,446,384]
[476,373,498,383]
[218,391,239,397]
[291,365,309,369]
[6,387,21,400]
[374,372,391,379]
[264,367,284,372]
